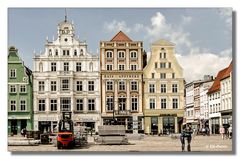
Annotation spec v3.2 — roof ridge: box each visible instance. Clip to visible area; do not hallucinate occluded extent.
[110,31,132,42]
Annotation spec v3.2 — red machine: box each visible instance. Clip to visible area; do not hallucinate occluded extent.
[57,112,74,149]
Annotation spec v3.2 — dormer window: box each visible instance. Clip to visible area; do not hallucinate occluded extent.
[74,50,77,56]
[55,49,58,56]
[63,50,70,56]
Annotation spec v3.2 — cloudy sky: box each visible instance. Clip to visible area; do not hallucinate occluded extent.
[8,8,232,82]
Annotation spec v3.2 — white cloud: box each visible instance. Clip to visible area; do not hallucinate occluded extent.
[133,23,144,32]
[218,8,232,29]
[176,53,231,83]
[144,12,193,53]
[181,15,192,25]
[103,20,131,33]
[219,48,232,57]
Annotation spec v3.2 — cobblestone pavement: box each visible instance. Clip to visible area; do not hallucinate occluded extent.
[8,135,232,152]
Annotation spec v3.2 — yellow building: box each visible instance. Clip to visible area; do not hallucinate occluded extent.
[100,31,147,133]
[143,39,185,135]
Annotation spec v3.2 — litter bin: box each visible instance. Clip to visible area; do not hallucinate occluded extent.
[40,133,49,144]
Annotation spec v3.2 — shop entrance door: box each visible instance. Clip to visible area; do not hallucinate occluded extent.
[11,120,18,135]
[21,120,27,130]
[151,117,158,135]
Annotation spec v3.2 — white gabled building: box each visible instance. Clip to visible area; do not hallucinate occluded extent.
[220,62,232,127]
[199,76,214,130]
[33,18,101,133]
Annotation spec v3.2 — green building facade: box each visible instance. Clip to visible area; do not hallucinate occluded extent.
[8,46,33,135]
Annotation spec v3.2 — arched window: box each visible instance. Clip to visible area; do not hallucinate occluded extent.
[89,62,93,71]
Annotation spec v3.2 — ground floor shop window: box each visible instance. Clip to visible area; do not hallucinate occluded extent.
[38,121,51,133]
[211,118,220,134]
[163,116,175,134]
[9,119,27,135]
[85,122,95,133]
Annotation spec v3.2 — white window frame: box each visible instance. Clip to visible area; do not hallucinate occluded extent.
[88,99,95,111]
[160,62,166,68]
[20,85,27,93]
[106,96,114,111]
[106,51,113,58]
[38,81,45,92]
[76,62,82,72]
[38,99,45,111]
[131,96,138,111]
[63,62,69,72]
[60,97,71,111]
[131,81,138,91]
[74,49,77,56]
[88,81,94,91]
[20,100,27,111]
[76,81,83,92]
[51,62,56,72]
[50,81,57,92]
[9,85,17,93]
[130,64,137,70]
[160,84,167,93]
[172,84,178,93]
[61,79,69,91]
[130,51,137,59]
[10,100,16,111]
[76,99,84,111]
[106,64,113,70]
[50,99,57,111]
[9,69,16,78]
[149,98,156,109]
[172,98,178,109]
[161,98,167,109]
[118,51,125,58]
[106,81,113,91]
[119,81,126,91]
[118,64,125,71]
[149,84,155,93]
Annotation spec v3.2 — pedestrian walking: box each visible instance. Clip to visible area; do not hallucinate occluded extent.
[206,127,210,136]
[180,125,193,152]
[220,126,225,139]
[228,126,232,139]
